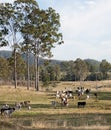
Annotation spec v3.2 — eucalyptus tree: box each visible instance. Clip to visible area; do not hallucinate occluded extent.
[0,4,9,47]
[0,2,22,88]
[21,3,63,91]
[100,59,111,79]
[74,58,89,85]
[14,0,39,90]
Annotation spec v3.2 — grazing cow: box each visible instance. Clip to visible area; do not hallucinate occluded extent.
[94,93,98,98]
[24,101,30,106]
[65,91,73,98]
[60,96,68,107]
[2,104,9,109]
[20,102,24,106]
[78,101,86,108]
[56,91,61,98]
[1,107,15,117]
[15,102,22,110]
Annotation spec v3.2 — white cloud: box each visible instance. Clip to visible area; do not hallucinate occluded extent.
[59,0,111,39]
[50,0,111,62]
[0,0,14,3]
[52,39,111,62]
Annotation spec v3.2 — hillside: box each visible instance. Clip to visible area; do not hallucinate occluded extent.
[0,50,62,65]
[84,58,100,66]
[0,50,100,66]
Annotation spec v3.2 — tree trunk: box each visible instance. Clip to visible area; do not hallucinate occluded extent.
[35,53,39,91]
[14,48,17,88]
[36,55,39,91]
[27,50,30,90]
[35,40,39,91]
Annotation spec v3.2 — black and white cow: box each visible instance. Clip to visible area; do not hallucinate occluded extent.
[1,107,15,117]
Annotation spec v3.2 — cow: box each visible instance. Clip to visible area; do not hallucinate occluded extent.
[2,104,9,109]
[1,107,15,117]
[60,96,68,107]
[78,101,86,108]
[15,102,22,110]
[65,90,74,98]
[24,101,30,106]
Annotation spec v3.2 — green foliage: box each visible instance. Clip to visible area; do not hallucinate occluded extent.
[99,60,111,80]
[40,67,50,87]
[8,52,26,80]
[22,7,63,58]
[74,58,89,81]
[100,60,111,73]
[86,72,103,81]
[1,50,111,81]
[0,2,22,48]
[85,59,100,72]
[0,57,10,80]
[40,64,61,87]
[0,0,63,90]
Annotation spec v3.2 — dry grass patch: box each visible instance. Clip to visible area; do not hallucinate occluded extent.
[0,82,111,129]
[52,80,111,92]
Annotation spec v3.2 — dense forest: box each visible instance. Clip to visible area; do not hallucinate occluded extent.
[0,50,111,87]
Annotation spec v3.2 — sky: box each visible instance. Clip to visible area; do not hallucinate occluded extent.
[1,0,111,62]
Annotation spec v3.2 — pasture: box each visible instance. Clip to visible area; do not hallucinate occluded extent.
[0,81,111,130]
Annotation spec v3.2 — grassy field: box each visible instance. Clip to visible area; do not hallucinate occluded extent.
[0,80,111,130]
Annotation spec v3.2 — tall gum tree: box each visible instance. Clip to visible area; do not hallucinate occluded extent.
[14,0,39,90]
[74,58,89,86]
[100,59,111,79]
[20,2,63,91]
[0,3,22,88]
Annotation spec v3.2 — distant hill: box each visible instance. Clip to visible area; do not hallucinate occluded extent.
[84,58,100,66]
[0,50,62,65]
[0,50,101,67]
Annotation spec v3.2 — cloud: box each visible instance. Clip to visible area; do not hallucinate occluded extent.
[0,0,14,3]
[52,39,111,62]
[57,0,111,40]
[50,0,111,62]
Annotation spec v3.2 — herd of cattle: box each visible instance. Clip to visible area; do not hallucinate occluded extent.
[0,87,98,117]
[0,101,31,117]
[52,87,97,108]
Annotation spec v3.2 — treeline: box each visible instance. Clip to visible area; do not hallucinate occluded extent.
[0,52,111,87]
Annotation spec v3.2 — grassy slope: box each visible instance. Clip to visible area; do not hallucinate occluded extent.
[0,81,111,130]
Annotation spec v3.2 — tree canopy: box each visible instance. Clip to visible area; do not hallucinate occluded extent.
[0,0,63,90]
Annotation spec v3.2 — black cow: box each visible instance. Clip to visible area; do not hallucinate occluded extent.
[78,101,86,108]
